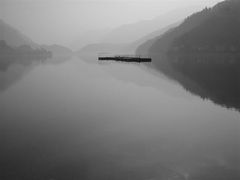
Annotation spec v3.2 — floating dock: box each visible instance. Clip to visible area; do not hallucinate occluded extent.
[98,55,151,63]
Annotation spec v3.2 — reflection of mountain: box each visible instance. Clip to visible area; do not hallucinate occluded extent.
[0,63,34,91]
[137,0,240,111]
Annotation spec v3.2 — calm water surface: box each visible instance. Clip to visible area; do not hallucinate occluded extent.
[0,57,239,179]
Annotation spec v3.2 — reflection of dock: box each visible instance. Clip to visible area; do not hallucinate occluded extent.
[98,55,151,63]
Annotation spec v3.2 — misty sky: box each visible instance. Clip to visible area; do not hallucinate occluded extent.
[0,0,222,45]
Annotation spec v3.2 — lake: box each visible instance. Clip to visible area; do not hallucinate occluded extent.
[0,57,239,180]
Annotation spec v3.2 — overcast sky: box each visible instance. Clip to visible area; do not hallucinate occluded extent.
[0,0,222,45]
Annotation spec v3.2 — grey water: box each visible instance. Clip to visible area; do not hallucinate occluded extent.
[0,57,239,180]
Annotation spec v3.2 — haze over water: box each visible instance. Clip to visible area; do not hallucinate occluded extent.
[1,57,239,179]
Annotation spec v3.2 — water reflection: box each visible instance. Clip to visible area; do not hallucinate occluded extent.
[0,57,239,180]
[0,63,35,91]
[0,58,69,91]
[150,54,240,111]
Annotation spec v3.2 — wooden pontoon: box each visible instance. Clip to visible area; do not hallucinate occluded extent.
[98,55,151,63]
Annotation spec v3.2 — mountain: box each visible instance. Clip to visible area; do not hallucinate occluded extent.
[0,19,73,60]
[77,43,129,54]
[71,6,202,51]
[41,44,73,59]
[102,6,203,44]
[0,40,51,71]
[0,19,38,48]
[145,0,240,69]
[76,43,132,63]
[127,22,179,54]
[136,7,213,56]
[69,29,111,51]
[137,0,240,110]
[76,22,179,63]
[169,0,240,55]
[142,0,240,58]
[135,23,178,56]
